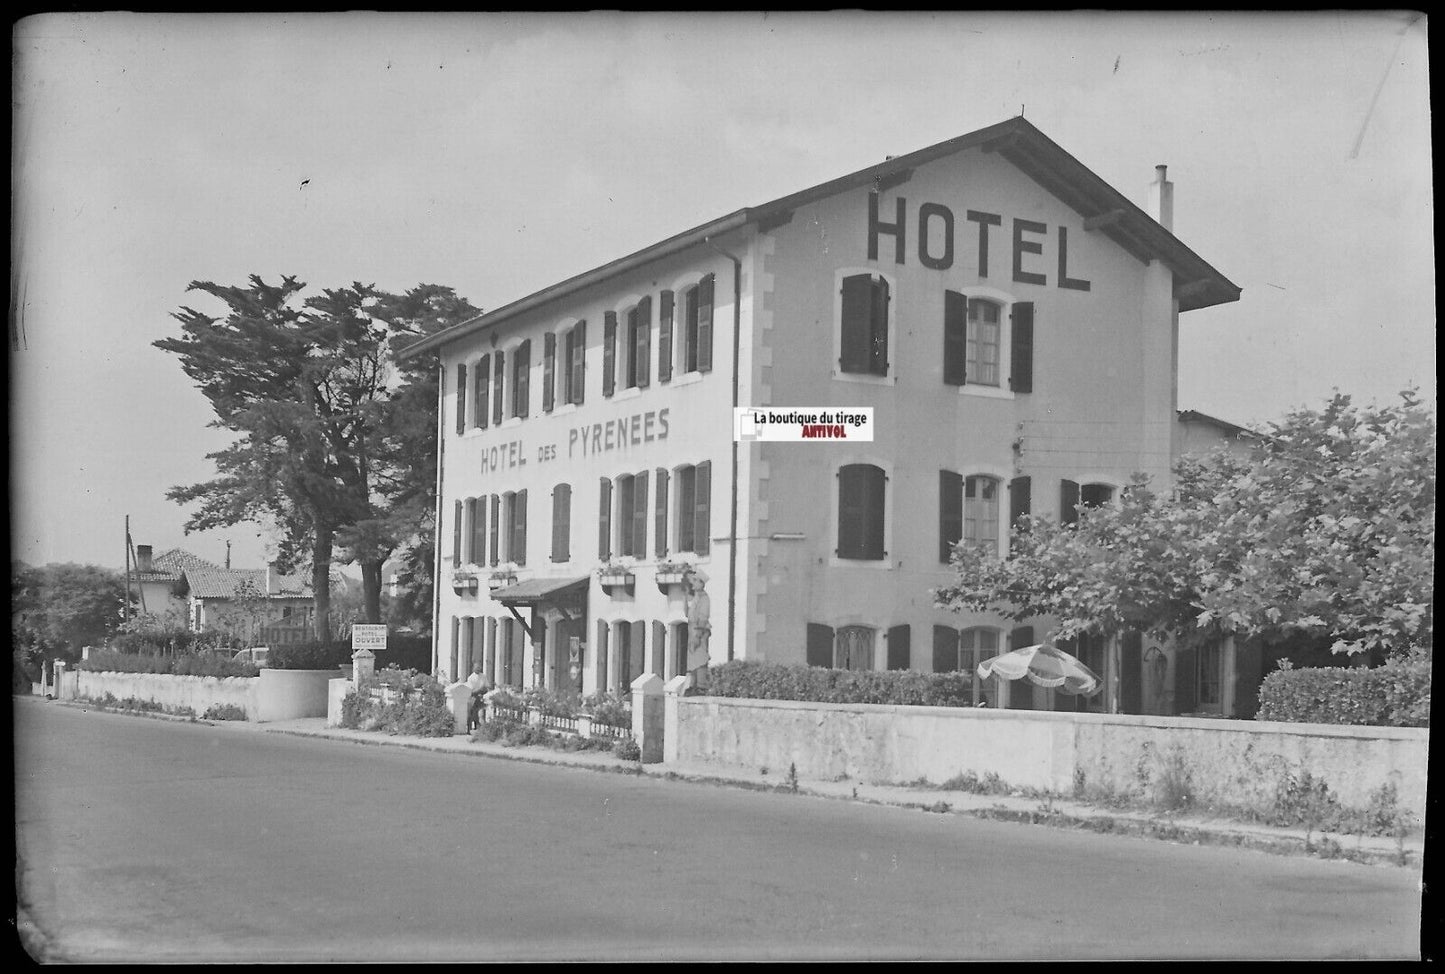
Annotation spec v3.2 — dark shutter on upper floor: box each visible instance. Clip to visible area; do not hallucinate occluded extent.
[943,290,967,386]
[1009,476,1032,540]
[551,483,570,563]
[635,295,651,388]
[932,625,958,673]
[806,623,835,668]
[654,467,669,558]
[658,290,674,383]
[476,354,490,429]
[696,274,714,373]
[870,275,890,374]
[838,464,885,560]
[571,320,587,405]
[598,477,612,560]
[939,470,963,563]
[839,274,872,373]
[603,311,617,397]
[886,624,911,671]
[452,499,463,565]
[543,333,556,413]
[1060,479,1080,526]
[692,461,711,556]
[1009,301,1034,394]
[492,351,505,425]
[489,494,500,567]
[1009,626,1036,651]
[470,496,486,564]
[512,489,527,566]
[514,340,530,418]
[455,363,467,435]
[633,470,648,559]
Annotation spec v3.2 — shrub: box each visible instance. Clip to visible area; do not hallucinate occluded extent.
[78,649,258,678]
[614,738,642,761]
[523,685,580,718]
[705,660,976,708]
[268,641,352,670]
[341,669,455,737]
[1256,660,1430,727]
[202,703,248,721]
[580,691,631,728]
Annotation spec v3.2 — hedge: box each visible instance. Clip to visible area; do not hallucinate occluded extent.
[705,660,976,707]
[1255,660,1430,727]
[269,635,432,672]
[77,649,260,679]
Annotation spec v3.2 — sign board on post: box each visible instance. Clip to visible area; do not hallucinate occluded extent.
[351,625,389,652]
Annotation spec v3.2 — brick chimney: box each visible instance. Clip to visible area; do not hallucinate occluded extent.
[266,562,280,595]
[1148,164,1174,231]
[136,545,153,573]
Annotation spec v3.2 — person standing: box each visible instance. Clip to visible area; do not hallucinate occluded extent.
[683,571,712,690]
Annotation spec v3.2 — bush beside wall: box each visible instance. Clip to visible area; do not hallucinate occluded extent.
[79,649,259,679]
[706,660,975,707]
[1255,661,1430,727]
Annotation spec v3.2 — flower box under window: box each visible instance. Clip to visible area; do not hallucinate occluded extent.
[598,567,635,593]
[654,563,691,590]
[488,571,518,590]
[451,572,479,595]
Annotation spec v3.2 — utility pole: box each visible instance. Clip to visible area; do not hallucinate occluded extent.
[123,515,132,624]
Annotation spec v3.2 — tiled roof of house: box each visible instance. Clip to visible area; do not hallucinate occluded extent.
[185,566,312,600]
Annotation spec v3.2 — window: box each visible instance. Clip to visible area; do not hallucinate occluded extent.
[492,351,505,425]
[468,496,486,565]
[658,291,675,384]
[1198,641,1223,710]
[1059,633,1107,713]
[834,625,876,671]
[454,362,468,435]
[501,490,527,566]
[1061,480,1116,525]
[551,483,571,563]
[943,293,1034,393]
[626,298,651,390]
[967,299,1001,387]
[837,463,886,560]
[613,471,648,558]
[511,340,530,419]
[1081,483,1115,509]
[674,462,712,555]
[681,276,714,374]
[563,321,586,406]
[933,625,1000,706]
[839,273,889,376]
[963,475,1000,554]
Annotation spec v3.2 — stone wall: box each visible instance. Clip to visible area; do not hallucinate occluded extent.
[75,670,258,719]
[667,695,1429,821]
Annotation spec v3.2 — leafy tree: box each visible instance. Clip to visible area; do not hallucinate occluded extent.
[157,277,478,639]
[11,561,130,662]
[937,391,1435,659]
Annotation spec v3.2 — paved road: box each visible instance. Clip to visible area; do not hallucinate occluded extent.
[14,699,1425,961]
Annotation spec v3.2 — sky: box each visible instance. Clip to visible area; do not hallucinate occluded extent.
[10,11,1434,574]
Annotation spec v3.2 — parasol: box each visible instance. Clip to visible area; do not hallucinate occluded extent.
[975,643,1102,696]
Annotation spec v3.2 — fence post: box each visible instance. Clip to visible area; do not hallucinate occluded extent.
[444,682,471,736]
[630,673,665,763]
[351,649,375,687]
[663,675,690,764]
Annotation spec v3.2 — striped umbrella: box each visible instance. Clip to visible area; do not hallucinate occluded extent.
[976,643,1102,696]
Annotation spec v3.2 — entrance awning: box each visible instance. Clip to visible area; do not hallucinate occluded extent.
[491,575,590,608]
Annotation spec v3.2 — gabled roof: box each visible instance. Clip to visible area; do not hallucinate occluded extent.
[185,567,312,601]
[399,116,1240,361]
[1177,409,1260,440]
[143,548,221,583]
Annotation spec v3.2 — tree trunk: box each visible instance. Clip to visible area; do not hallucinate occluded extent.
[361,559,384,625]
[311,522,334,643]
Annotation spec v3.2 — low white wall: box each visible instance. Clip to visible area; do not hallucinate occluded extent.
[671,697,1429,821]
[76,670,258,719]
[255,669,335,722]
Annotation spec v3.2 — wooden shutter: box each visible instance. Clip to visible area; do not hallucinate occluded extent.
[652,620,666,677]
[693,461,711,555]
[455,363,467,435]
[450,616,460,677]
[939,470,963,563]
[513,489,527,566]
[1060,479,1080,526]
[573,320,586,404]
[886,624,910,671]
[839,274,872,373]
[470,497,486,564]
[598,477,612,560]
[514,340,530,418]
[658,290,674,383]
[551,483,570,563]
[492,351,505,425]
[696,274,714,373]
[485,617,497,682]
[839,464,886,560]
[654,467,669,558]
[1174,644,1198,715]
[1009,625,1035,650]
[603,311,617,397]
[452,499,463,565]
[476,353,490,429]
[1010,301,1034,394]
[489,494,500,567]
[806,623,835,668]
[933,626,958,673]
[633,470,648,560]
[543,333,556,412]
[943,290,967,385]
[1120,631,1143,714]
[1009,475,1032,540]
[635,295,651,388]
[870,275,890,374]
[596,619,609,692]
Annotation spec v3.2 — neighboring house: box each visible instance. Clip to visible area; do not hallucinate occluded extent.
[131,545,316,645]
[1176,408,1259,461]
[398,116,1243,714]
